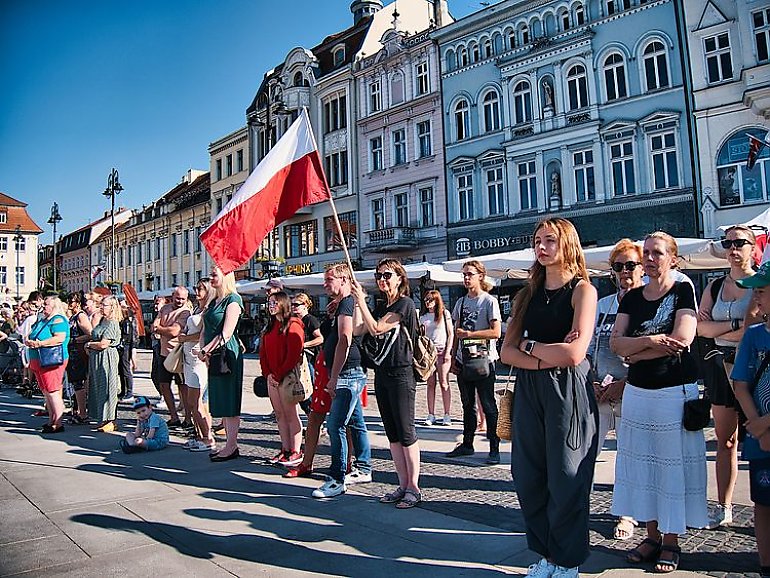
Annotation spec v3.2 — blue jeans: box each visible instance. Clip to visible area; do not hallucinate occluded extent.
[327,368,371,483]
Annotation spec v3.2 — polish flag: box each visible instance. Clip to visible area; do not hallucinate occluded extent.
[201,108,330,274]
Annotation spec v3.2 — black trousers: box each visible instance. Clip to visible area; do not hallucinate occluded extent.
[457,364,499,448]
[118,345,134,398]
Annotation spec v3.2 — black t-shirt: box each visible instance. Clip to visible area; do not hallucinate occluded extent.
[523,278,578,344]
[301,314,321,359]
[370,296,417,369]
[323,295,362,373]
[619,281,698,389]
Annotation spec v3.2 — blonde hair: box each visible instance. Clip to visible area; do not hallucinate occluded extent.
[725,225,757,244]
[645,231,679,268]
[101,295,124,323]
[212,266,238,299]
[608,238,642,267]
[326,263,351,279]
[44,296,67,318]
[509,218,589,339]
[463,260,494,292]
[293,292,313,309]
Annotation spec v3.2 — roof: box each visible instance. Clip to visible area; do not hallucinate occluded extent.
[0,193,43,234]
[91,220,130,245]
[0,192,28,207]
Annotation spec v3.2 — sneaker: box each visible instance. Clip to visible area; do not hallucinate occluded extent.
[551,565,579,577]
[183,439,198,450]
[278,451,303,467]
[707,504,733,529]
[312,479,346,498]
[344,468,372,485]
[446,443,474,458]
[284,463,313,478]
[424,414,436,426]
[155,400,168,411]
[487,449,501,465]
[120,396,135,405]
[526,558,556,578]
[190,440,216,452]
[441,414,451,426]
[268,450,287,464]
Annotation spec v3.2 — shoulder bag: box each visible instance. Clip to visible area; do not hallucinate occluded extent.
[280,354,313,405]
[32,317,65,369]
[163,343,184,375]
[458,297,491,381]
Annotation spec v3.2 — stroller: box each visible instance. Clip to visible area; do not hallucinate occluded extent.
[0,337,27,394]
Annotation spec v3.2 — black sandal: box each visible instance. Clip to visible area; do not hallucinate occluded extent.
[654,544,681,573]
[627,537,662,563]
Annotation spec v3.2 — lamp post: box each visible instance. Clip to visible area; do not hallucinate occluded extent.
[13,225,24,301]
[47,202,62,292]
[103,168,123,282]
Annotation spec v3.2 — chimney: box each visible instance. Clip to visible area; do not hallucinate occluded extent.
[433,0,447,28]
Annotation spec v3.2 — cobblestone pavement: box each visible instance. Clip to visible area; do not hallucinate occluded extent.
[119,354,759,577]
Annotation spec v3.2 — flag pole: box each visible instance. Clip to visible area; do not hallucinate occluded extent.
[303,107,358,283]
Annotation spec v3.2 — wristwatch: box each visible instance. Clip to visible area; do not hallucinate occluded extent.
[524,340,537,356]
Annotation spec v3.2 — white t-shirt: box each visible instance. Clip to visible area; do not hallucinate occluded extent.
[420,310,453,352]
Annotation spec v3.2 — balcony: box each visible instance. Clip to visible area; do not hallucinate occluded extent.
[365,227,418,251]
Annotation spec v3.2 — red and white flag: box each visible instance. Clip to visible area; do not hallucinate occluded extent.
[201,108,330,274]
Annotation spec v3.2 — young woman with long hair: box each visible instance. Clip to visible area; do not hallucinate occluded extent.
[420,290,453,426]
[501,218,598,578]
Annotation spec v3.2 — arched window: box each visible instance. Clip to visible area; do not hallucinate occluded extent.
[521,25,530,45]
[454,99,470,141]
[445,49,457,71]
[561,10,571,31]
[603,53,627,100]
[482,91,501,132]
[507,29,517,49]
[567,64,589,110]
[333,47,345,66]
[470,42,480,63]
[716,128,770,206]
[483,38,493,58]
[574,3,585,25]
[513,80,533,124]
[459,46,469,67]
[643,41,670,91]
[293,71,307,87]
[391,72,404,105]
[492,32,504,54]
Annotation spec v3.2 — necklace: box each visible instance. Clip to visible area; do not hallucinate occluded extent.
[544,284,566,305]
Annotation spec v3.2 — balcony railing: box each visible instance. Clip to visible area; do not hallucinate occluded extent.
[365,227,418,251]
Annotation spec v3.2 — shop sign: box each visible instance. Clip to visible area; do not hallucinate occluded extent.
[455,234,532,257]
[285,263,313,275]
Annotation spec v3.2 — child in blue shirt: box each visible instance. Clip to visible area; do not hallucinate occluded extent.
[733,263,770,578]
[120,396,169,454]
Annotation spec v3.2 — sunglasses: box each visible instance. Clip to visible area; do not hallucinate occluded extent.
[462,272,478,278]
[374,271,395,281]
[611,261,642,273]
[720,238,752,249]
[291,302,303,307]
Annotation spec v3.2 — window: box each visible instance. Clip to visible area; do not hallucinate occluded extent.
[226,154,233,177]
[324,151,349,186]
[394,193,408,227]
[716,129,770,206]
[513,81,533,124]
[184,272,190,287]
[0,237,6,251]
[482,91,501,132]
[323,94,347,134]
[420,187,434,226]
[704,33,733,83]
[137,280,143,293]
[195,227,202,251]
[650,132,679,190]
[486,166,505,215]
[226,193,233,203]
[136,243,142,263]
[567,64,589,110]
[0,266,5,285]
[605,0,615,15]
[324,211,357,251]
[216,197,223,214]
[610,140,636,196]
[237,149,244,172]
[333,47,345,66]
[454,99,470,141]
[573,150,595,201]
[643,41,669,91]
[391,72,404,105]
[603,53,627,101]
[521,25,530,45]
[417,121,432,158]
[369,81,382,113]
[621,0,631,9]
[215,159,222,181]
[0,213,5,224]
[574,4,585,25]
[561,11,571,31]
[507,29,517,49]
[471,42,480,63]
[14,236,25,251]
[755,8,770,62]
[15,266,24,286]
[195,270,202,281]
[483,38,493,58]
[155,238,161,260]
[171,233,178,257]
[518,161,537,210]
[370,136,383,171]
[392,129,407,165]
[283,220,318,258]
[372,198,385,229]
[459,46,469,67]
[184,231,191,254]
[172,274,178,287]
[457,173,474,220]
[123,247,128,267]
[415,61,429,95]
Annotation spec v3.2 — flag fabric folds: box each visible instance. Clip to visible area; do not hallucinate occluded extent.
[746,132,770,171]
[201,108,330,275]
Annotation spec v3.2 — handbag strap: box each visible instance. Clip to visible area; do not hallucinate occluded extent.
[591,298,614,374]
[30,316,56,341]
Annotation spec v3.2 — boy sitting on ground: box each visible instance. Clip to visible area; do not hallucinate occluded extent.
[120,396,169,454]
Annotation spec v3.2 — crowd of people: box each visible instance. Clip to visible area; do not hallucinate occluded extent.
[9,218,770,577]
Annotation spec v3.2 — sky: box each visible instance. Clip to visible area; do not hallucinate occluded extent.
[0,0,479,244]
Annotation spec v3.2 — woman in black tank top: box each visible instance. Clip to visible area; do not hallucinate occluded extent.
[501,218,598,575]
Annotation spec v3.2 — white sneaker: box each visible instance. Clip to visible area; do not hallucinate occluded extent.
[441,414,451,426]
[182,439,197,450]
[345,468,372,485]
[552,565,579,578]
[424,414,435,426]
[526,558,556,578]
[190,440,216,452]
[121,396,135,405]
[312,479,346,498]
[707,503,733,529]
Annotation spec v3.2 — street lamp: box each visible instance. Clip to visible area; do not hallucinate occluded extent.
[47,202,62,292]
[13,225,24,301]
[103,168,123,281]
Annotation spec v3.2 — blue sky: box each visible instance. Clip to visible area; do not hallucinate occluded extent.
[0,0,477,244]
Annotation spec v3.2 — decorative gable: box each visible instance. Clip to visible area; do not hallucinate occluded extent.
[695,1,730,32]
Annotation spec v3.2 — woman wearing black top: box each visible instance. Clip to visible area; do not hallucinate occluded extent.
[501,218,598,578]
[352,258,421,509]
[610,232,708,572]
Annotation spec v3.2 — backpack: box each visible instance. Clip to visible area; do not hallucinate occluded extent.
[407,310,438,382]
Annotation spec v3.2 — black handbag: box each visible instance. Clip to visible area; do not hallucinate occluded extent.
[458,297,490,381]
[209,336,232,376]
[39,345,65,368]
[683,395,711,431]
[253,375,268,398]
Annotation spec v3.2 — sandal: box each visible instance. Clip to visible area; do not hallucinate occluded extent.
[613,517,638,540]
[627,537,662,563]
[654,544,681,573]
[396,489,422,509]
[379,487,407,504]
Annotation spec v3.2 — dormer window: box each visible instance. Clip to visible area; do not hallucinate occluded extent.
[0,212,6,224]
[333,46,346,66]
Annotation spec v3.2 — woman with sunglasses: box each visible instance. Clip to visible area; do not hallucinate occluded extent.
[697,225,759,529]
[588,239,644,541]
[352,259,422,508]
[420,290,453,426]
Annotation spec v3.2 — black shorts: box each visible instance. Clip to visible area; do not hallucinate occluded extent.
[703,353,736,408]
[157,356,183,386]
[374,366,418,447]
[750,458,770,507]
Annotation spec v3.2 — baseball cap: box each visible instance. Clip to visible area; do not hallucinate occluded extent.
[132,396,152,410]
[736,262,770,289]
[265,278,284,290]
